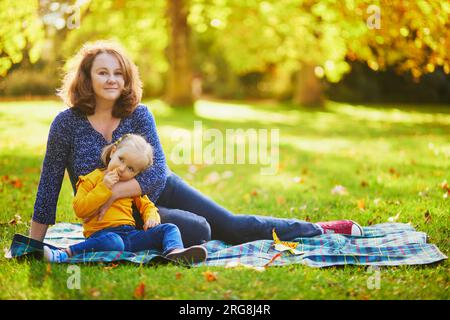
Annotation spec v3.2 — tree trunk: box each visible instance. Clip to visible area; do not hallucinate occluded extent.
[166,0,194,107]
[293,63,324,107]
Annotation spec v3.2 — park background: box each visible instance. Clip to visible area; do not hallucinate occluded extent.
[0,0,449,299]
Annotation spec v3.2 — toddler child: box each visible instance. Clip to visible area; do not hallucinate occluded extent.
[44,133,208,264]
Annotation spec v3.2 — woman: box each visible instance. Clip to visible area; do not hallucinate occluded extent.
[31,40,363,247]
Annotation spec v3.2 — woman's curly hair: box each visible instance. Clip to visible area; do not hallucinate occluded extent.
[57,40,143,118]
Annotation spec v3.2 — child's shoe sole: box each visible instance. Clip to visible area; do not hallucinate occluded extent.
[166,245,208,264]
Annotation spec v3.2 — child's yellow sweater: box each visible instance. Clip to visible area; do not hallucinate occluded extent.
[73,168,160,238]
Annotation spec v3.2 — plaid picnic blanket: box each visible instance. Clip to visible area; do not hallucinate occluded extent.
[6,222,447,268]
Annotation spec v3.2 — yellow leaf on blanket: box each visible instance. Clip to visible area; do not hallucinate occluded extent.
[273,243,304,255]
[272,228,304,255]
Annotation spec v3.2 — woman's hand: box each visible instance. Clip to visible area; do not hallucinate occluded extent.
[95,195,116,221]
[143,218,160,231]
[82,193,117,224]
[84,179,142,223]
[103,169,119,189]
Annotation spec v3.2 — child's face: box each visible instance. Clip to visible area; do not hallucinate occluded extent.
[90,53,125,103]
[107,146,147,181]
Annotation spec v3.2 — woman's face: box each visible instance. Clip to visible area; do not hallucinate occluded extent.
[90,53,125,104]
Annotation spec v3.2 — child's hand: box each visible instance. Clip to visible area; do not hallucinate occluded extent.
[103,169,119,189]
[143,218,160,231]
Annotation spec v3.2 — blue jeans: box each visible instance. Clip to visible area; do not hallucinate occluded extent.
[69,224,183,256]
[134,171,322,246]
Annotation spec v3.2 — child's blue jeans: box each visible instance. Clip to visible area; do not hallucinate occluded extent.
[69,223,183,256]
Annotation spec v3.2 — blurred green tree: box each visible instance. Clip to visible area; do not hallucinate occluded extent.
[0,0,45,76]
[191,0,449,106]
[1,0,449,106]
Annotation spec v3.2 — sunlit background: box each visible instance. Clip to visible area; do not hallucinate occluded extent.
[0,0,449,105]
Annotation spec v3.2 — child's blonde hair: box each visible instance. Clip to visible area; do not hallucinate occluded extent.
[101,134,154,171]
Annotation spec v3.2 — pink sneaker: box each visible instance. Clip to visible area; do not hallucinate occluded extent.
[317,220,364,236]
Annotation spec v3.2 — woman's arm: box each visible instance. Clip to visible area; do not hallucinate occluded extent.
[111,178,142,199]
[73,177,113,218]
[95,178,142,221]
[132,105,168,201]
[31,111,72,239]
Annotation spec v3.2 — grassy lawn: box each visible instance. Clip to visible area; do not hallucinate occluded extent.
[0,98,448,299]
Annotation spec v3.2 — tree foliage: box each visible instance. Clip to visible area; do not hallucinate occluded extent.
[0,0,45,76]
[190,0,449,82]
[1,0,448,102]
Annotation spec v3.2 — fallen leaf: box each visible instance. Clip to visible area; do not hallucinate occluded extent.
[389,168,400,177]
[89,288,101,298]
[292,176,305,184]
[272,228,302,255]
[223,290,233,299]
[263,253,282,268]
[273,243,304,255]
[4,247,12,259]
[357,199,366,210]
[204,172,220,185]
[9,214,23,226]
[134,282,146,299]
[388,212,401,222]
[424,210,432,224]
[103,263,119,270]
[46,263,52,275]
[276,196,286,205]
[202,271,217,282]
[331,185,348,195]
[11,179,23,188]
[418,188,430,197]
[373,198,382,206]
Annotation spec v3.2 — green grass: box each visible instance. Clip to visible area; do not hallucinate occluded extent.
[0,98,449,300]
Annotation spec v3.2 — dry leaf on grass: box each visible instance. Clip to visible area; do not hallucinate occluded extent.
[276,196,286,205]
[134,282,146,299]
[357,199,366,211]
[388,212,401,222]
[331,185,348,195]
[424,210,432,224]
[202,271,218,282]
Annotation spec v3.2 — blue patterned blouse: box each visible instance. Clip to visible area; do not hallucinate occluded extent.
[33,104,169,225]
